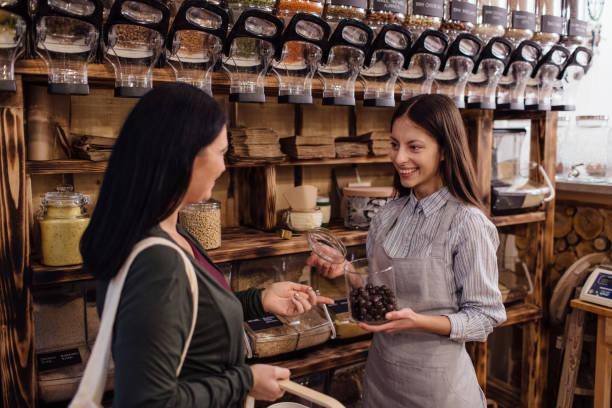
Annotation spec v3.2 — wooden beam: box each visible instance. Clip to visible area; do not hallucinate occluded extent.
[556,309,585,408]
[464,110,494,213]
[0,76,35,406]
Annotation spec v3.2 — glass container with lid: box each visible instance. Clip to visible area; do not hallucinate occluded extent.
[532,0,563,50]
[318,18,373,106]
[562,115,611,184]
[524,43,569,110]
[361,24,411,107]
[366,0,406,33]
[505,0,536,45]
[398,29,448,100]
[38,186,90,267]
[227,0,276,23]
[323,0,367,32]
[441,0,478,41]
[466,36,512,108]
[276,0,324,22]
[0,0,28,92]
[436,32,482,107]
[473,0,508,43]
[404,0,444,40]
[166,0,228,95]
[33,0,103,95]
[103,0,170,98]
[491,128,554,214]
[179,199,222,250]
[550,45,591,111]
[561,0,589,50]
[244,314,299,358]
[496,39,541,110]
[346,257,397,324]
[280,305,334,349]
[272,12,330,104]
[222,8,283,103]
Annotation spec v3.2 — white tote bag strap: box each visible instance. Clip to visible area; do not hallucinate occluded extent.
[70,237,199,408]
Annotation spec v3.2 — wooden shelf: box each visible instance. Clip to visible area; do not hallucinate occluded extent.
[272,339,371,377]
[27,160,108,175]
[500,303,542,328]
[487,378,523,408]
[30,263,93,287]
[491,211,547,227]
[278,156,391,167]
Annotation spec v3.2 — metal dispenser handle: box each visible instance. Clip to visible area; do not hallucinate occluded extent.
[538,163,555,203]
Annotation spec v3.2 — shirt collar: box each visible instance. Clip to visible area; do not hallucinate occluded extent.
[408,187,452,218]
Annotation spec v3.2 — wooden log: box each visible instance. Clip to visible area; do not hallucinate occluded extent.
[0,76,35,406]
[555,238,569,253]
[593,237,611,252]
[601,209,612,242]
[564,207,577,217]
[566,231,580,246]
[575,241,595,259]
[238,165,277,231]
[573,207,604,240]
[554,250,578,273]
[555,212,573,238]
[556,309,585,408]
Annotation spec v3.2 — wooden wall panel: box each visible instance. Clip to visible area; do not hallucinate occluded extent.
[355,105,394,135]
[300,102,349,137]
[232,102,295,137]
[70,89,136,138]
[0,76,35,406]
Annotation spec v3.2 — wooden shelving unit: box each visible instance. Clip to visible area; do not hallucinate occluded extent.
[0,65,558,407]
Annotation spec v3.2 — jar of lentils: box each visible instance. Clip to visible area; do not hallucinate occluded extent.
[366,0,406,32]
[277,0,324,23]
[179,199,222,250]
[404,0,445,40]
[323,0,368,30]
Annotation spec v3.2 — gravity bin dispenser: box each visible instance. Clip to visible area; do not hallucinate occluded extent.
[491,127,554,215]
[103,0,170,98]
[466,36,512,109]
[436,32,482,108]
[496,40,542,110]
[33,0,103,95]
[0,0,28,92]
[166,0,229,96]
[551,46,592,111]
[272,13,330,104]
[222,9,283,103]
[524,44,569,110]
[399,29,448,100]
[318,18,372,106]
[360,23,411,107]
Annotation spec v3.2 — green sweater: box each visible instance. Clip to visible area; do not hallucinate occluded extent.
[97,225,265,407]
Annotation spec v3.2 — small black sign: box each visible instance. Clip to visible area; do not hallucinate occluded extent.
[37,348,82,372]
[412,0,444,18]
[327,298,350,314]
[330,0,368,8]
[450,0,477,24]
[512,11,536,31]
[541,15,563,34]
[373,0,406,14]
[247,315,284,331]
[482,5,508,26]
[568,18,589,37]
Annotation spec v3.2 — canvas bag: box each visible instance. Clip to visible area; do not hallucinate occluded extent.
[69,237,199,408]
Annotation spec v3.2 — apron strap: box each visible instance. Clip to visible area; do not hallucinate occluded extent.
[376,196,410,244]
[430,199,460,259]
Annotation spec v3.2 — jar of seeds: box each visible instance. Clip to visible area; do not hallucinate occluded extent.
[179,199,222,250]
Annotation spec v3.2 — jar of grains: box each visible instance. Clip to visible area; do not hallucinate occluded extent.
[39,187,90,267]
[404,0,445,40]
[532,0,563,48]
[179,199,222,250]
[505,0,536,45]
[323,0,367,30]
[441,0,478,40]
[472,0,507,43]
[366,0,406,33]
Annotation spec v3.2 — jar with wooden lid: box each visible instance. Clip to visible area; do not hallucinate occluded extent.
[366,0,406,32]
[404,0,445,40]
[472,0,508,43]
[179,199,222,250]
[39,187,90,267]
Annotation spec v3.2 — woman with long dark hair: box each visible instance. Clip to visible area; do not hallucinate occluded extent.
[309,94,507,407]
[81,83,331,407]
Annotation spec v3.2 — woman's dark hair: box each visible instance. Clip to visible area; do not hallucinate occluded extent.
[391,94,483,210]
[81,83,227,280]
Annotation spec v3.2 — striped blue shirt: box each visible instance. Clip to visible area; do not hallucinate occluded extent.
[366,187,507,343]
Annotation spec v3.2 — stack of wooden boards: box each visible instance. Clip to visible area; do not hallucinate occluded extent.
[280,131,391,160]
[363,130,391,156]
[228,127,285,164]
[280,135,336,159]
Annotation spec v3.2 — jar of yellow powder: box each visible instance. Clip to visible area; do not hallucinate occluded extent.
[39,187,90,266]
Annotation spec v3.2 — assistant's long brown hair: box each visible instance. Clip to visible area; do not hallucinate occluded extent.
[391,94,484,211]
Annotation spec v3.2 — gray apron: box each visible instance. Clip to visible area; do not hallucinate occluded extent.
[363,199,486,408]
